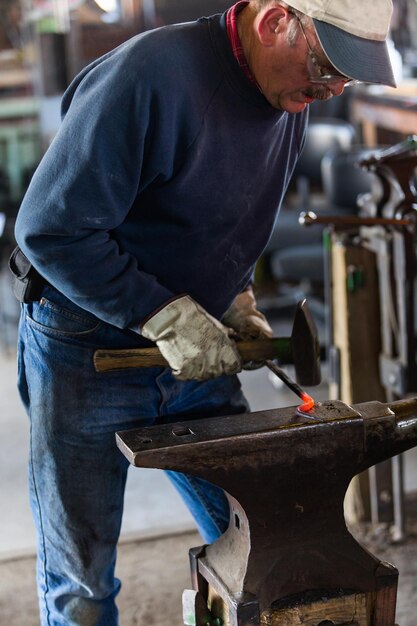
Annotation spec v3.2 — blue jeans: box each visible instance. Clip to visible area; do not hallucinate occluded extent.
[17,285,249,626]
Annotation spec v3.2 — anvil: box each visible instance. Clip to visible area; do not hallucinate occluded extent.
[116,398,417,625]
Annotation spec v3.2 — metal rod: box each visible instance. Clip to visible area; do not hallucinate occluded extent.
[265,360,315,412]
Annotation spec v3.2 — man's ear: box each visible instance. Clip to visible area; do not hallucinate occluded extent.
[256,5,291,46]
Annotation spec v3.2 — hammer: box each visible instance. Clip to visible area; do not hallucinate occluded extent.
[93,299,321,387]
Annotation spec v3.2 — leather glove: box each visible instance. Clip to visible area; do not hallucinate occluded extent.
[222,286,273,341]
[141,295,243,381]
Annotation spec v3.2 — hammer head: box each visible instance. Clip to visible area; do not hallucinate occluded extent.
[291,299,321,386]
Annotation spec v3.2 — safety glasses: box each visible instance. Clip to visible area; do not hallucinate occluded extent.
[290,12,359,87]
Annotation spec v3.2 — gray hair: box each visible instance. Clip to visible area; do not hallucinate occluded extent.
[252,0,311,44]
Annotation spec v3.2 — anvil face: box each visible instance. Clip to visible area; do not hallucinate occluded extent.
[116,400,364,469]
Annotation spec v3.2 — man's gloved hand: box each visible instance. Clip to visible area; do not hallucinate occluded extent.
[141,295,243,381]
[222,286,273,341]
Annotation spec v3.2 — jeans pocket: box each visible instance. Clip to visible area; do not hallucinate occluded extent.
[26,294,102,338]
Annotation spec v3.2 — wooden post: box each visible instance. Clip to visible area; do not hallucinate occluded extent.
[329,235,387,524]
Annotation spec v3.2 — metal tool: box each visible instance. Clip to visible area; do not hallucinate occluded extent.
[116,397,417,625]
[93,299,321,387]
[299,209,413,228]
[265,359,315,412]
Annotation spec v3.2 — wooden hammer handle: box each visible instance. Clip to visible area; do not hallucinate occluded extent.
[93,338,289,373]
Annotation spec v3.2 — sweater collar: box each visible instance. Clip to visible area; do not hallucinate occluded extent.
[226,1,260,89]
[208,11,282,111]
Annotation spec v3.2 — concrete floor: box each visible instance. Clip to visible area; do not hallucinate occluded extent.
[1,524,417,626]
[1,269,417,624]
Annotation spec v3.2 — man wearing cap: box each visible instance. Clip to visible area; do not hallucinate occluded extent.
[14,1,395,624]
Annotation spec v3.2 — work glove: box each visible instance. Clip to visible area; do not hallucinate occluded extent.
[222,286,273,341]
[141,295,243,381]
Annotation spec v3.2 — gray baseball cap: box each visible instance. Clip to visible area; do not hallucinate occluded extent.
[288,0,396,87]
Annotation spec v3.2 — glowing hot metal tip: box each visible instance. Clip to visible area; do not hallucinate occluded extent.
[265,360,315,413]
[299,392,315,413]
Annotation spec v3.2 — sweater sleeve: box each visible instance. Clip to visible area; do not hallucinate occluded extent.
[15,45,176,331]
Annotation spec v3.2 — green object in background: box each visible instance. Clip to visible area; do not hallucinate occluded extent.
[36,17,60,34]
[322,229,331,251]
[346,265,365,293]
[0,97,40,204]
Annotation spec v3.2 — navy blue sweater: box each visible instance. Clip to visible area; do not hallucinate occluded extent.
[15,12,307,330]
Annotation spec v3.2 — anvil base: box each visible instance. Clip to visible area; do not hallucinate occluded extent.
[187,544,398,626]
